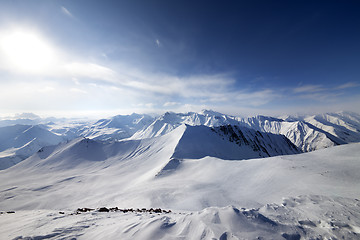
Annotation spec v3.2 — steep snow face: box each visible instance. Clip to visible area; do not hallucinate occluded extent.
[171,125,299,160]
[0,125,65,170]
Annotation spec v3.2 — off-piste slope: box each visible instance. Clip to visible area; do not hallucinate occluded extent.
[0,124,299,210]
[1,124,359,211]
[0,125,186,210]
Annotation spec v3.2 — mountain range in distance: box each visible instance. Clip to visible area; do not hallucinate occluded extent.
[1,110,360,170]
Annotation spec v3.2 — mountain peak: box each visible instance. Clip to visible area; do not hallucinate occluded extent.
[200,109,225,116]
[13,112,41,120]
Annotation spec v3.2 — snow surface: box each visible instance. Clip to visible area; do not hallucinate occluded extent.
[0,121,360,239]
[1,195,359,240]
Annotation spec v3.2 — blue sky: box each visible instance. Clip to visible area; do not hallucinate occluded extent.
[0,0,359,117]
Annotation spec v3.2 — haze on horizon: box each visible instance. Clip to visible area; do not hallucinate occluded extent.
[0,0,359,118]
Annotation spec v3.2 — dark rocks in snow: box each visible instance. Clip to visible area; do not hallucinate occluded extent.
[98,207,110,212]
[75,207,172,214]
[77,208,94,213]
[6,211,15,214]
[282,232,301,240]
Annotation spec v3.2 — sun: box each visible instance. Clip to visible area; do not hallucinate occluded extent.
[0,29,57,74]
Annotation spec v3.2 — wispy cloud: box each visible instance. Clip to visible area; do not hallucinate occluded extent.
[335,82,360,89]
[155,39,161,47]
[62,62,118,83]
[290,81,360,104]
[163,102,180,107]
[293,84,325,93]
[61,6,73,18]
[296,92,343,102]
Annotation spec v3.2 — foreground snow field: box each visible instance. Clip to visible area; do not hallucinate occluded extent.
[0,121,359,239]
[1,195,360,239]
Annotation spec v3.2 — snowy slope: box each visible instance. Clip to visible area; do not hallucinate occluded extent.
[0,128,359,211]
[1,195,359,240]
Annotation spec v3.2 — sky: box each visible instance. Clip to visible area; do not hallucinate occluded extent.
[0,0,359,118]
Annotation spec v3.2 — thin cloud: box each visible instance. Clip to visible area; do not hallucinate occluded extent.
[61,6,73,18]
[62,62,118,83]
[297,92,343,102]
[164,102,180,107]
[155,39,161,47]
[293,84,325,93]
[336,82,360,89]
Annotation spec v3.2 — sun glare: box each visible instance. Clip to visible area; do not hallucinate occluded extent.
[0,29,57,73]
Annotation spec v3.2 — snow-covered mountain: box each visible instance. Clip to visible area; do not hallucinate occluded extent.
[130,110,240,139]
[79,113,154,141]
[1,110,360,170]
[0,122,359,239]
[239,111,360,152]
[238,116,338,151]
[0,125,66,170]
[1,125,359,211]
